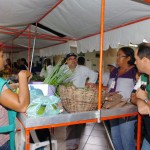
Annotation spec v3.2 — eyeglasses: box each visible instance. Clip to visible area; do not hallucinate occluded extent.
[116,55,127,59]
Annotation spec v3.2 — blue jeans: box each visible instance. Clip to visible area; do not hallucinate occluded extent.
[0,141,10,150]
[110,118,136,150]
[142,138,150,150]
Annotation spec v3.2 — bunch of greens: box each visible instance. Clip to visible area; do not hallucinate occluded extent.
[44,62,73,87]
[31,75,45,82]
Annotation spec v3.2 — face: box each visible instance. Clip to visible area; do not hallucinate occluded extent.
[116,50,130,67]
[66,56,77,69]
[134,49,145,73]
[0,51,4,71]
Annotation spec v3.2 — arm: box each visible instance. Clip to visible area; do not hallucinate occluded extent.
[88,70,98,84]
[131,75,142,104]
[86,69,98,88]
[85,67,98,85]
[131,89,150,116]
[0,70,32,112]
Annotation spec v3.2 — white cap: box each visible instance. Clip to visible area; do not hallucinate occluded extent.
[107,63,117,68]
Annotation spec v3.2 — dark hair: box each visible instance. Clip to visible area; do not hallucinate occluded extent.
[6,58,11,66]
[119,47,135,65]
[43,58,51,66]
[78,57,85,65]
[62,53,77,65]
[13,62,18,68]
[21,58,28,66]
[65,53,77,60]
[43,58,51,71]
[137,42,150,59]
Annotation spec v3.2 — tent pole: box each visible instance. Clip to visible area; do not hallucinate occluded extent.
[30,23,37,72]
[28,26,31,71]
[37,0,64,23]
[98,0,105,112]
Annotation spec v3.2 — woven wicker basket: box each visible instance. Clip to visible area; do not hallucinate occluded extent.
[58,85,98,113]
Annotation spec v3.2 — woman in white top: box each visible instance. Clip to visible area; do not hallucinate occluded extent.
[40,58,53,78]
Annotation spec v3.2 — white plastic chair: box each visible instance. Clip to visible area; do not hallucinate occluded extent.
[30,140,58,150]
[15,119,57,150]
[30,130,58,150]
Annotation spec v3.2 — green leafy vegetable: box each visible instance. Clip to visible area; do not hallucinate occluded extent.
[44,62,73,87]
[37,105,46,115]
[31,75,44,82]
[52,104,57,110]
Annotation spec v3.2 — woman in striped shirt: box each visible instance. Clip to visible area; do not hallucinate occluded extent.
[0,49,32,149]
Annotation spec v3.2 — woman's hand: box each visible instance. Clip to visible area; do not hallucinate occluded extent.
[136,88,148,100]
[9,83,19,90]
[18,70,32,82]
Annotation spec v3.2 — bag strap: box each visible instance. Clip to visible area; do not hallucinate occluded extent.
[0,78,17,150]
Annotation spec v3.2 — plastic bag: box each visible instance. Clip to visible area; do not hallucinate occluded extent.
[27,86,62,117]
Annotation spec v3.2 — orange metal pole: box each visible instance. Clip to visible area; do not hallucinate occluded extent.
[144,0,150,2]
[17,118,97,131]
[0,30,19,35]
[77,16,150,41]
[37,0,64,23]
[101,112,138,121]
[25,130,30,150]
[98,0,105,110]
[0,26,26,32]
[137,114,142,150]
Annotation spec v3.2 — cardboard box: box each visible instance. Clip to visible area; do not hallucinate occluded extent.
[28,82,56,96]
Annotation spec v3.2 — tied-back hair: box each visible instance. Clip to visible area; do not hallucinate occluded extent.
[119,47,135,65]
[138,42,150,59]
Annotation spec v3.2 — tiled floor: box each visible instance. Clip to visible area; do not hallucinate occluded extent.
[16,122,114,150]
[51,122,114,150]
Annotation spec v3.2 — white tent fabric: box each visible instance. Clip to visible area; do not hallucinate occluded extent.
[40,0,150,39]
[0,0,59,26]
[1,0,150,54]
[14,37,61,49]
[39,42,70,56]
[77,19,150,53]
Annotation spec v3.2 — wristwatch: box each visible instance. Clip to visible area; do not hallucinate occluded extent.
[144,98,149,103]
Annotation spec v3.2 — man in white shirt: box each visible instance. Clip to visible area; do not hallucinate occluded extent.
[64,53,98,150]
[65,53,97,88]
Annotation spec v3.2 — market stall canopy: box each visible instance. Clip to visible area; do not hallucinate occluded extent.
[0,0,150,54]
